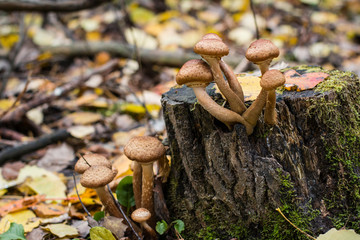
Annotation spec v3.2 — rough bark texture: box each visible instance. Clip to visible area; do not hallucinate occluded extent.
[161,66,360,239]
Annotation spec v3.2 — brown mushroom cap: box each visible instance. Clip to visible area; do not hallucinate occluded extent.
[124,136,166,163]
[80,165,117,188]
[194,38,229,57]
[176,59,213,87]
[245,39,279,63]
[75,153,112,174]
[202,33,222,41]
[260,69,286,90]
[131,208,151,223]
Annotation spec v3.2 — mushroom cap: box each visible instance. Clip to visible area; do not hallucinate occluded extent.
[176,59,213,87]
[194,38,229,57]
[260,69,286,90]
[80,165,117,188]
[131,208,151,223]
[75,153,112,174]
[124,136,166,163]
[202,33,222,41]
[245,39,279,63]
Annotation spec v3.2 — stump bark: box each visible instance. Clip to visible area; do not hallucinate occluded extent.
[161,66,360,239]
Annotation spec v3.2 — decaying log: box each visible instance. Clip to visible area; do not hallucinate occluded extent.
[41,42,242,68]
[0,0,110,12]
[161,66,360,239]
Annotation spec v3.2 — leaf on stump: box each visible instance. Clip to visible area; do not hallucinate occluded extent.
[316,228,360,240]
[284,69,329,91]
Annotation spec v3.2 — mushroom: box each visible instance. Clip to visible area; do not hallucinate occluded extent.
[74,153,112,174]
[80,165,122,218]
[194,36,246,114]
[176,59,253,134]
[242,69,285,128]
[245,39,281,125]
[130,161,142,209]
[124,136,166,226]
[219,60,245,103]
[131,208,157,239]
[245,39,279,75]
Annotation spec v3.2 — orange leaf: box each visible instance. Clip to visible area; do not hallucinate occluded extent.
[31,203,66,218]
[0,195,45,217]
[284,69,329,91]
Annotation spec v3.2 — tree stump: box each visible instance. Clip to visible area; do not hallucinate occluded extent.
[161,66,360,239]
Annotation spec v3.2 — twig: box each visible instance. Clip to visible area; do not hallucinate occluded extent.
[0,129,70,165]
[0,59,118,123]
[72,173,92,217]
[249,0,260,39]
[0,0,111,12]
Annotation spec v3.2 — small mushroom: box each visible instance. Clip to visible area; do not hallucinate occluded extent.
[242,69,285,128]
[245,39,279,75]
[194,36,246,114]
[176,59,252,134]
[80,165,122,218]
[74,153,112,174]
[131,208,157,239]
[124,136,166,226]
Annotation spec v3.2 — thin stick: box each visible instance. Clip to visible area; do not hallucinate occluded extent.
[72,173,91,217]
[276,208,316,240]
[106,185,142,240]
[249,0,260,39]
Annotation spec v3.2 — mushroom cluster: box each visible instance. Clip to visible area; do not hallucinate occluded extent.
[176,34,286,135]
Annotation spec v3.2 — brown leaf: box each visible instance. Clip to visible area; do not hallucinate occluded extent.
[1,161,25,181]
[31,203,66,218]
[100,216,128,239]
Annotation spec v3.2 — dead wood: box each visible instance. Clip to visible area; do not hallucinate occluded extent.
[0,0,111,12]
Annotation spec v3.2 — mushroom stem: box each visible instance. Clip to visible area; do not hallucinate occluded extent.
[205,57,246,114]
[242,88,268,128]
[219,59,245,105]
[96,187,124,218]
[257,59,271,75]
[141,163,155,226]
[131,161,142,209]
[193,87,253,135]
[264,90,277,125]
[141,221,157,239]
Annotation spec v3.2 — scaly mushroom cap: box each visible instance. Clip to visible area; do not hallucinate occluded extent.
[260,69,286,91]
[80,165,117,188]
[245,39,279,63]
[194,38,229,57]
[176,59,213,87]
[202,33,222,41]
[131,208,151,223]
[124,136,166,164]
[75,153,112,174]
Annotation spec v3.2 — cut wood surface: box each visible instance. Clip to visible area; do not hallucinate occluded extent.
[161,66,360,239]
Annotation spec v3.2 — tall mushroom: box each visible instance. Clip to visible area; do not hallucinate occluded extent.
[176,59,253,134]
[194,36,246,114]
[124,136,166,226]
[242,69,285,129]
[131,208,157,239]
[245,39,281,125]
[80,165,122,218]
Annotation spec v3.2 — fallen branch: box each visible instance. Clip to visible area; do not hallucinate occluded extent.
[0,0,110,12]
[41,41,243,68]
[0,59,118,123]
[0,129,70,165]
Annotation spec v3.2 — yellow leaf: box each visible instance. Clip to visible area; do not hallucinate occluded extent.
[128,3,155,25]
[43,223,79,238]
[0,209,40,233]
[67,112,102,125]
[112,127,146,147]
[236,75,262,101]
[90,226,116,240]
[112,155,133,179]
[37,51,52,61]
[0,34,19,49]
[157,10,180,22]
[86,31,101,41]
[0,99,15,111]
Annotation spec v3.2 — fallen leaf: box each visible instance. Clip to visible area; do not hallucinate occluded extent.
[0,195,45,217]
[26,107,43,125]
[68,125,95,139]
[0,209,40,234]
[316,228,360,240]
[100,216,127,239]
[42,223,78,238]
[67,112,103,125]
[37,143,75,172]
[1,162,25,181]
[284,69,329,91]
[112,127,146,147]
[31,203,66,218]
[0,222,26,240]
[72,220,91,238]
[39,213,71,225]
[236,75,262,101]
[112,155,133,179]
[89,226,116,240]
[25,227,47,240]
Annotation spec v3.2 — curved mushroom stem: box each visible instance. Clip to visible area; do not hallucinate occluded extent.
[264,90,277,125]
[204,57,246,114]
[141,221,157,239]
[219,59,245,106]
[95,187,124,218]
[131,161,142,209]
[193,87,253,135]
[242,88,268,128]
[140,163,155,227]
